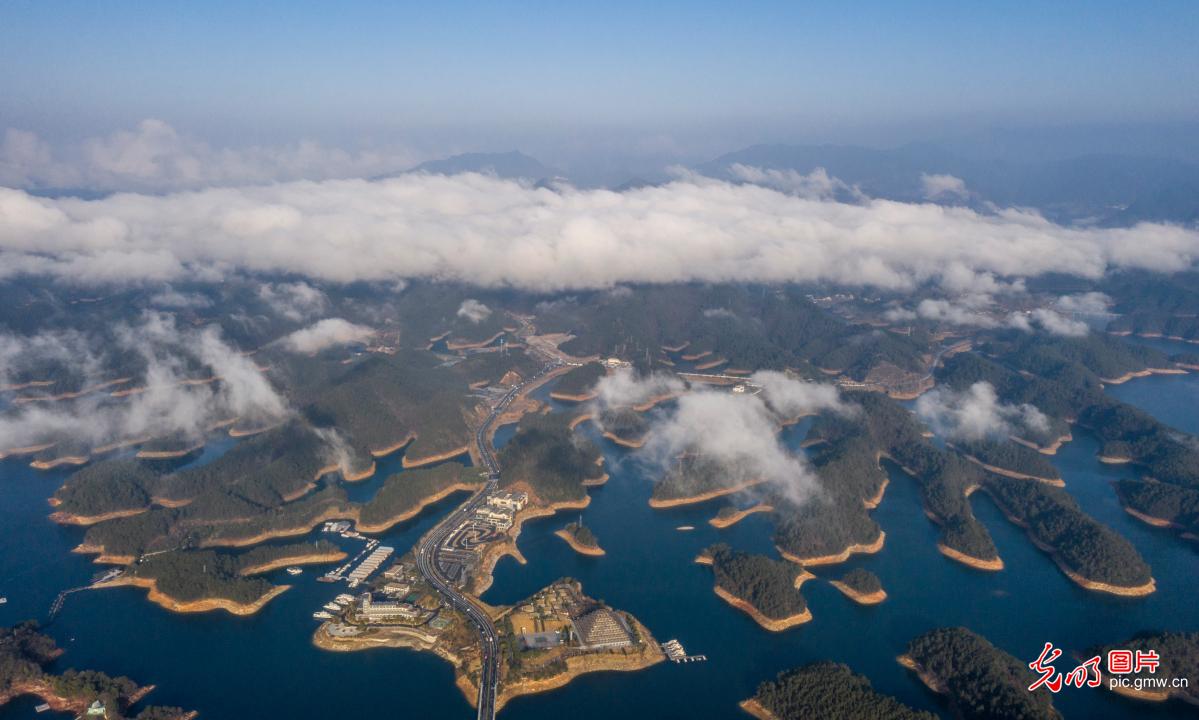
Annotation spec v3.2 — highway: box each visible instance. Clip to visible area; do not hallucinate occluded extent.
[414,360,561,720]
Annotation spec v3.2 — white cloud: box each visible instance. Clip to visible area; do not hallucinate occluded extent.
[1054,291,1112,315]
[592,368,685,410]
[149,287,211,309]
[0,119,420,191]
[915,381,1048,441]
[728,164,863,200]
[921,173,969,199]
[456,299,492,324]
[258,281,327,321]
[282,318,374,353]
[0,171,1197,290]
[641,391,818,505]
[749,370,849,419]
[1026,308,1090,337]
[595,369,846,504]
[0,314,288,452]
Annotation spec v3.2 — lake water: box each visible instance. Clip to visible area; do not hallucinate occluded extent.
[2,350,1198,719]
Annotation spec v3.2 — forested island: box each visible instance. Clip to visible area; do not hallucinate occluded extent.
[0,622,193,719]
[741,662,935,720]
[829,568,886,605]
[981,475,1155,595]
[699,545,811,630]
[98,540,344,614]
[900,627,1060,720]
[554,521,605,556]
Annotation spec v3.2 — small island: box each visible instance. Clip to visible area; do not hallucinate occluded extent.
[700,544,812,631]
[829,568,887,605]
[554,520,605,556]
[899,627,1060,720]
[711,503,774,529]
[0,622,195,720]
[741,661,935,720]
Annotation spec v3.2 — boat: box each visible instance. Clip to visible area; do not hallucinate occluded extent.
[317,574,341,583]
[676,525,695,531]
[0,597,7,604]
[286,567,303,576]
[312,611,333,620]
[34,703,51,713]
[335,594,355,604]
[323,602,342,612]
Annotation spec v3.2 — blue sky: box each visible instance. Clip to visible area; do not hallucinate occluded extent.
[1,1,1197,162]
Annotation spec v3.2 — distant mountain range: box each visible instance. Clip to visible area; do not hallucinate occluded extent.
[390,151,560,182]
[388,144,1199,227]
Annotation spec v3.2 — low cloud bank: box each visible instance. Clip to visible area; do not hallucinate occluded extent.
[1,120,419,191]
[886,292,1101,337]
[0,313,288,452]
[1,169,1196,291]
[915,381,1048,441]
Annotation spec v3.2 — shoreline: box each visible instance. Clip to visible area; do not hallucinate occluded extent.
[356,482,482,533]
[897,654,948,695]
[863,477,888,509]
[553,528,606,556]
[402,444,470,468]
[1122,506,1179,529]
[96,576,290,615]
[1012,432,1073,456]
[829,580,887,605]
[238,550,347,576]
[937,543,1004,571]
[778,530,885,567]
[712,585,811,631]
[957,451,1064,486]
[601,431,645,448]
[738,698,780,720]
[709,503,774,529]
[49,507,147,526]
[549,390,598,402]
[648,479,766,508]
[1100,367,1188,385]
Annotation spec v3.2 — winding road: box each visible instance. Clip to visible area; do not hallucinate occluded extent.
[414,360,561,720]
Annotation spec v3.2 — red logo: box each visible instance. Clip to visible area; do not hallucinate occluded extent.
[1028,643,1102,692]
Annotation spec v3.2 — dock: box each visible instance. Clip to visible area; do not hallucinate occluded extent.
[661,638,706,663]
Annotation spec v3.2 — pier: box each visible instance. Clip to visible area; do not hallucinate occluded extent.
[661,638,706,663]
[47,569,124,621]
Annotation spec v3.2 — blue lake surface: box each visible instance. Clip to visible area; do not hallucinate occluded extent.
[2,359,1197,719]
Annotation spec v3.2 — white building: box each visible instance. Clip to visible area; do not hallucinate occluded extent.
[359,594,422,622]
[487,491,528,512]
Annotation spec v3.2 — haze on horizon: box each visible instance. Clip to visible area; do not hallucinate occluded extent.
[2,0,1198,189]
